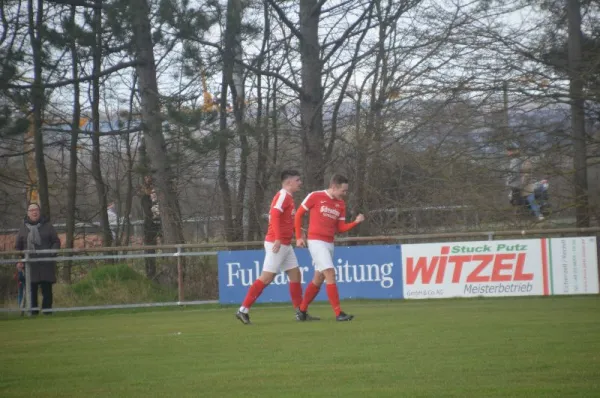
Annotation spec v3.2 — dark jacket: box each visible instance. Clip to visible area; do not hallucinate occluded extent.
[141,194,161,241]
[15,217,61,283]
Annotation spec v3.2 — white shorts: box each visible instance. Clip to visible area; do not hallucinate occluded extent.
[262,242,299,273]
[308,240,335,272]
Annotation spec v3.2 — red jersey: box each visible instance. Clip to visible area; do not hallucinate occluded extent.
[265,189,296,245]
[299,190,347,243]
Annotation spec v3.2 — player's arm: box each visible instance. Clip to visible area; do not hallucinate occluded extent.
[337,219,358,233]
[294,193,313,241]
[270,192,287,241]
[294,206,307,240]
[270,206,282,241]
[337,206,365,233]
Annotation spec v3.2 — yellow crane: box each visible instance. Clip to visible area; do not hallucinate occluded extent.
[201,71,218,113]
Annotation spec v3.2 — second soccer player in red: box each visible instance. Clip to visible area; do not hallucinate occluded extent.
[294,174,365,321]
[236,169,319,324]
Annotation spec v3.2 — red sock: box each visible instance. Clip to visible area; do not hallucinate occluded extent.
[241,279,266,309]
[289,282,303,309]
[326,283,342,316]
[299,282,320,312]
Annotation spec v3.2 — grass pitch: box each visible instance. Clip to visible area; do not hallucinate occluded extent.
[1,296,599,397]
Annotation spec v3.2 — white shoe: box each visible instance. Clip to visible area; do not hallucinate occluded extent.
[537,215,545,221]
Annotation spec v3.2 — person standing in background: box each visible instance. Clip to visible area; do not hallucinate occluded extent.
[107,201,118,244]
[15,203,61,315]
[141,177,161,279]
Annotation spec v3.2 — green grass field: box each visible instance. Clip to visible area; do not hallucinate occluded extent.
[1,296,599,397]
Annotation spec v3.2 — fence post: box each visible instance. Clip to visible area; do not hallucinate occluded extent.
[176,245,184,304]
[487,232,495,241]
[24,251,32,316]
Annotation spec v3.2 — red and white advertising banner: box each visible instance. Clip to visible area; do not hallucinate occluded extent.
[402,237,598,299]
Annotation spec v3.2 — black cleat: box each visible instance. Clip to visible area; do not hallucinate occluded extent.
[296,308,321,322]
[236,310,251,325]
[336,312,354,322]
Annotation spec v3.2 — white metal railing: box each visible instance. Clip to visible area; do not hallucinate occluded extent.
[0,205,483,234]
[1,246,218,315]
[2,226,598,315]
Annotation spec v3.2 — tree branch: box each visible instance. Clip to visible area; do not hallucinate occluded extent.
[322,2,375,65]
[189,38,223,52]
[237,58,304,95]
[46,0,101,9]
[0,148,35,159]
[310,0,328,16]
[43,126,142,136]
[322,0,353,14]
[265,0,302,39]
[6,61,139,89]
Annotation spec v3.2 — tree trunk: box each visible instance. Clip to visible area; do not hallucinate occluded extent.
[361,6,389,234]
[28,0,50,218]
[218,76,235,241]
[130,0,185,247]
[121,76,138,247]
[248,78,270,241]
[230,0,247,241]
[218,0,247,242]
[271,79,278,175]
[300,0,325,191]
[64,4,79,283]
[234,126,249,241]
[247,1,271,241]
[139,139,156,279]
[247,79,263,241]
[121,134,134,246]
[131,0,185,285]
[91,0,112,247]
[567,0,589,227]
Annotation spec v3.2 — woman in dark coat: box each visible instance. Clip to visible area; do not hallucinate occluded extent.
[15,203,61,314]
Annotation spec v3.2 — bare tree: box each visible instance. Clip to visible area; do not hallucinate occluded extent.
[567,0,589,227]
[64,4,80,283]
[28,0,51,217]
[90,0,112,246]
[247,0,273,241]
[130,0,185,252]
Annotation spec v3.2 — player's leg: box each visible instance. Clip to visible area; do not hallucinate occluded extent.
[298,241,326,314]
[318,242,354,321]
[280,247,303,309]
[322,246,353,321]
[236,242,279,324]
[321,267,353,321]
[299,240,352,321]
[281,250,321,321]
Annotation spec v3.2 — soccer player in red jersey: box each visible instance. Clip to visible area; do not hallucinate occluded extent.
[294,174,365,321]
[236,170,319,324]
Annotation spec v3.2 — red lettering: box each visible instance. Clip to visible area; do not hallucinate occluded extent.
[408,251,532,285]
[513,252,533,281]
[436,255,448,284]
[491,254,514,282]
[449,256,470,283]
[406,256,438,284]
[467,255,493,282]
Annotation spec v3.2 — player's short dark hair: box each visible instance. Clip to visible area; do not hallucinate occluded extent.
[330,174,348,186]
[281,169,300,182]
